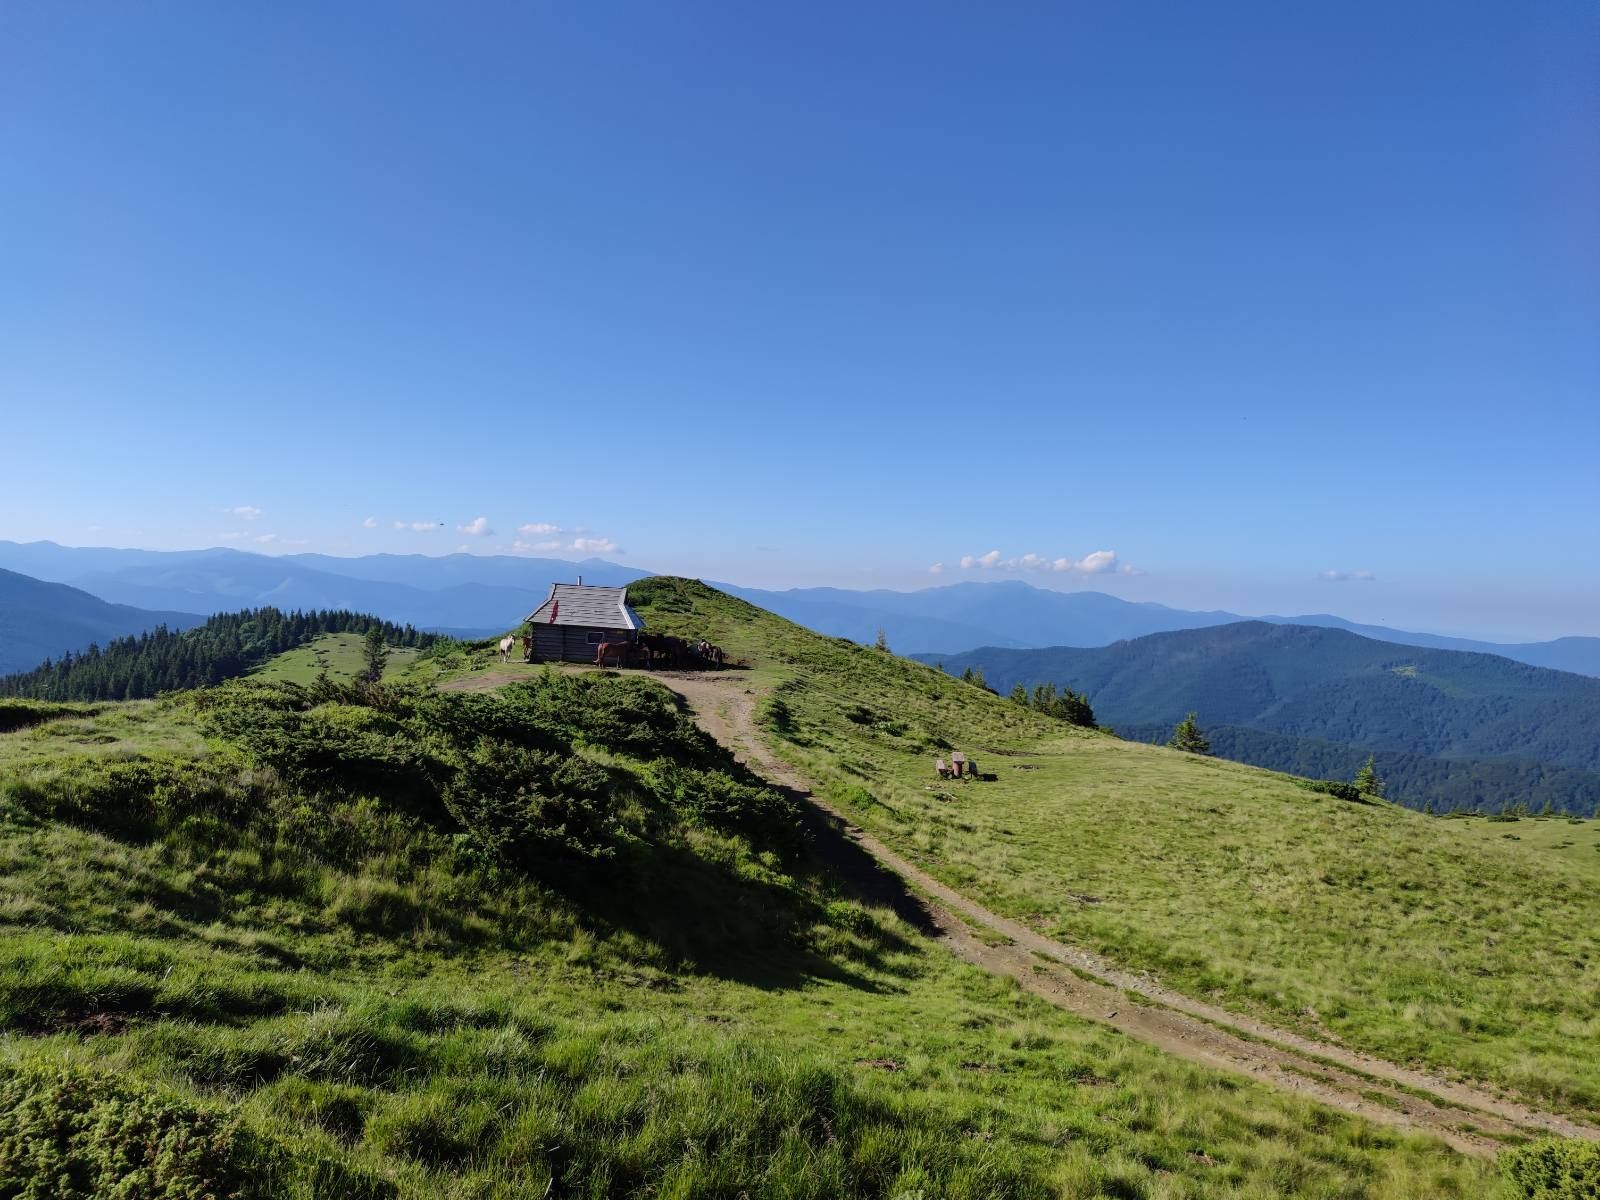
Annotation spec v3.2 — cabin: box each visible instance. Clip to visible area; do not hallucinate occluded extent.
[523,582,644,663]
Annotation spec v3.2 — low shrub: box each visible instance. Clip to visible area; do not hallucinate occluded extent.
[0,1061,266,1200]
[1501,1138,1600,1199]
[1296,778,1363,803]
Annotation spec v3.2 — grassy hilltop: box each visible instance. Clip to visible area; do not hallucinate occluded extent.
[0,629,1505,1195]
[624,577,1600,1122]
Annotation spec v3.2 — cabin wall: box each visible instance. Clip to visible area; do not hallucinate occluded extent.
[530,625,635,663]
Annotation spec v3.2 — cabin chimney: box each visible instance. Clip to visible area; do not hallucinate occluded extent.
[577,575,582,586]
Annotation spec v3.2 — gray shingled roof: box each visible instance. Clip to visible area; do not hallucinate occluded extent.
[525,583,643,631]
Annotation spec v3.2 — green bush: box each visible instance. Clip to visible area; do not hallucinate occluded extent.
[1296,778,1364,803]
[0,1062,266,1200]
[1501,1138,1600,1199]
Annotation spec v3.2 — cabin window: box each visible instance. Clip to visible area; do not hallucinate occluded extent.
[586,631,604,644]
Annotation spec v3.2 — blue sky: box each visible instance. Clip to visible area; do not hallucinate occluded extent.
[3,2,1596,638]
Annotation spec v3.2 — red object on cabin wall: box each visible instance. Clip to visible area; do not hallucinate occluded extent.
[550,601,559,624]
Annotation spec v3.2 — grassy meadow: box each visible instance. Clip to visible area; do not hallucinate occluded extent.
[0,671,1497,1198]
[251,632,423,684]
[625,578,1600,1122]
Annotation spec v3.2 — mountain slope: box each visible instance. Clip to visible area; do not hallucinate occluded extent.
[917,622,1600,813]
[613,578,1600,1120]
[0,567,205,674]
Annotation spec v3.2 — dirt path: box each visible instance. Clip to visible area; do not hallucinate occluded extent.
[652,672,1600,1159]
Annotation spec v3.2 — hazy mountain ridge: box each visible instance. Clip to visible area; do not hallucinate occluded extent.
[0,542,645,639]
[0,568,206,674]
[724,579,1600,677]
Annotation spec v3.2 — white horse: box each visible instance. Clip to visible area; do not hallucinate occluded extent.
[498,635,516,662]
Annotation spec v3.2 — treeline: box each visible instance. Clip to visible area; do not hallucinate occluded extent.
[1116,722,1600,818]
[0,608,439,701]
[1009,680,1096,727]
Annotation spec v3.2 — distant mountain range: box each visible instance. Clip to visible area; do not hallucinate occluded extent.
[723,580,1600,679]
[918,622,1600,815]
[2,540,1596,682]
[0,568,205,674]
[0,542,645,641]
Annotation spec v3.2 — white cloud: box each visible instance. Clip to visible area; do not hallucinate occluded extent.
[253,533,308,547]
[955,547,1132,575]
[216,531,244,542]
[394,520,440,532]
[1320,569,1376,582]
[226,505,263,520]
[1070,550,1118,574]
[362,516,378,528]
[513,539,565,554]
[457,516,494,537]
[254,533,277,544]
[571,537,620,555]
[928,562,945,575]
[517,522,562,536]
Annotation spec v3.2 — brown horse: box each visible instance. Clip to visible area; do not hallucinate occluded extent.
[595,641,639,668]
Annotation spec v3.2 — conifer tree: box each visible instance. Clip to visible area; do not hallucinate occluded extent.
[1168,712,1210,755]
[361,626,389,683]
[1354,754,1384,798]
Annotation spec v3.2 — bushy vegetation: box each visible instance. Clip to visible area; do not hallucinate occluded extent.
[0,608,438,702]
[1501,1138,1600,1199]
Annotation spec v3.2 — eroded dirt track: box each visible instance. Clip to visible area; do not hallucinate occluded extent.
[650,672,1600,1158]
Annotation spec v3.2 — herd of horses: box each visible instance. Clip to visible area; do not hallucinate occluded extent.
[496,632,726,671]
[595,633,725,670]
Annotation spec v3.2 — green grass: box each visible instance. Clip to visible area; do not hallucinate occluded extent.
[251,633,422,685]
[625,577,1600,1122]
[0,671,1493,1197]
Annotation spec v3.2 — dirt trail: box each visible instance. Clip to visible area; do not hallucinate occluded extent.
[653,671,1600,1159]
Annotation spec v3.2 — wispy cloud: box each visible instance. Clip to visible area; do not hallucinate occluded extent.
[253,532,307,547]
[928,562,945,575]
[457,516,494,537]
[362,516,378,528]
[1319,568,1377,582]
[393,520,441,532]
[224,505,263,520]
[517,522,562,536]
[955,548,1135,576]
[571,536,619,555]
[513,539,564,554]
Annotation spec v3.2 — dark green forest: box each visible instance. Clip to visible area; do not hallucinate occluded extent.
[0,608,438,702]
[924,622,1600,816]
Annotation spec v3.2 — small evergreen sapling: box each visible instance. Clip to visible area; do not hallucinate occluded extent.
[1354,754,1385,798]
[1168,712,1210,755]
[361,626,389,683]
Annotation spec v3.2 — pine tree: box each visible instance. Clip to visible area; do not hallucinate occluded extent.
[1354,754,1384,798]
[361,627,389,683]
[1167,712,1210,755]
[1009,684,1028,706]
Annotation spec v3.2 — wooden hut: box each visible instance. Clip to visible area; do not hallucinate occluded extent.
[523,583,644,663]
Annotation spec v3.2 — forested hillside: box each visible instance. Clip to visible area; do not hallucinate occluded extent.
[0,567,204,674]
[0,607,437,701]
[922,622,1600,814]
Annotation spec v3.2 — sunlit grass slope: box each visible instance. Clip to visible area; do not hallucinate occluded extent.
[626,577,1600,1120]
[0,677,1490,1198]
[252,632,422,684]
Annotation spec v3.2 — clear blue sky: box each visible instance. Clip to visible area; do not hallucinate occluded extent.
[3,3,1596,638]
